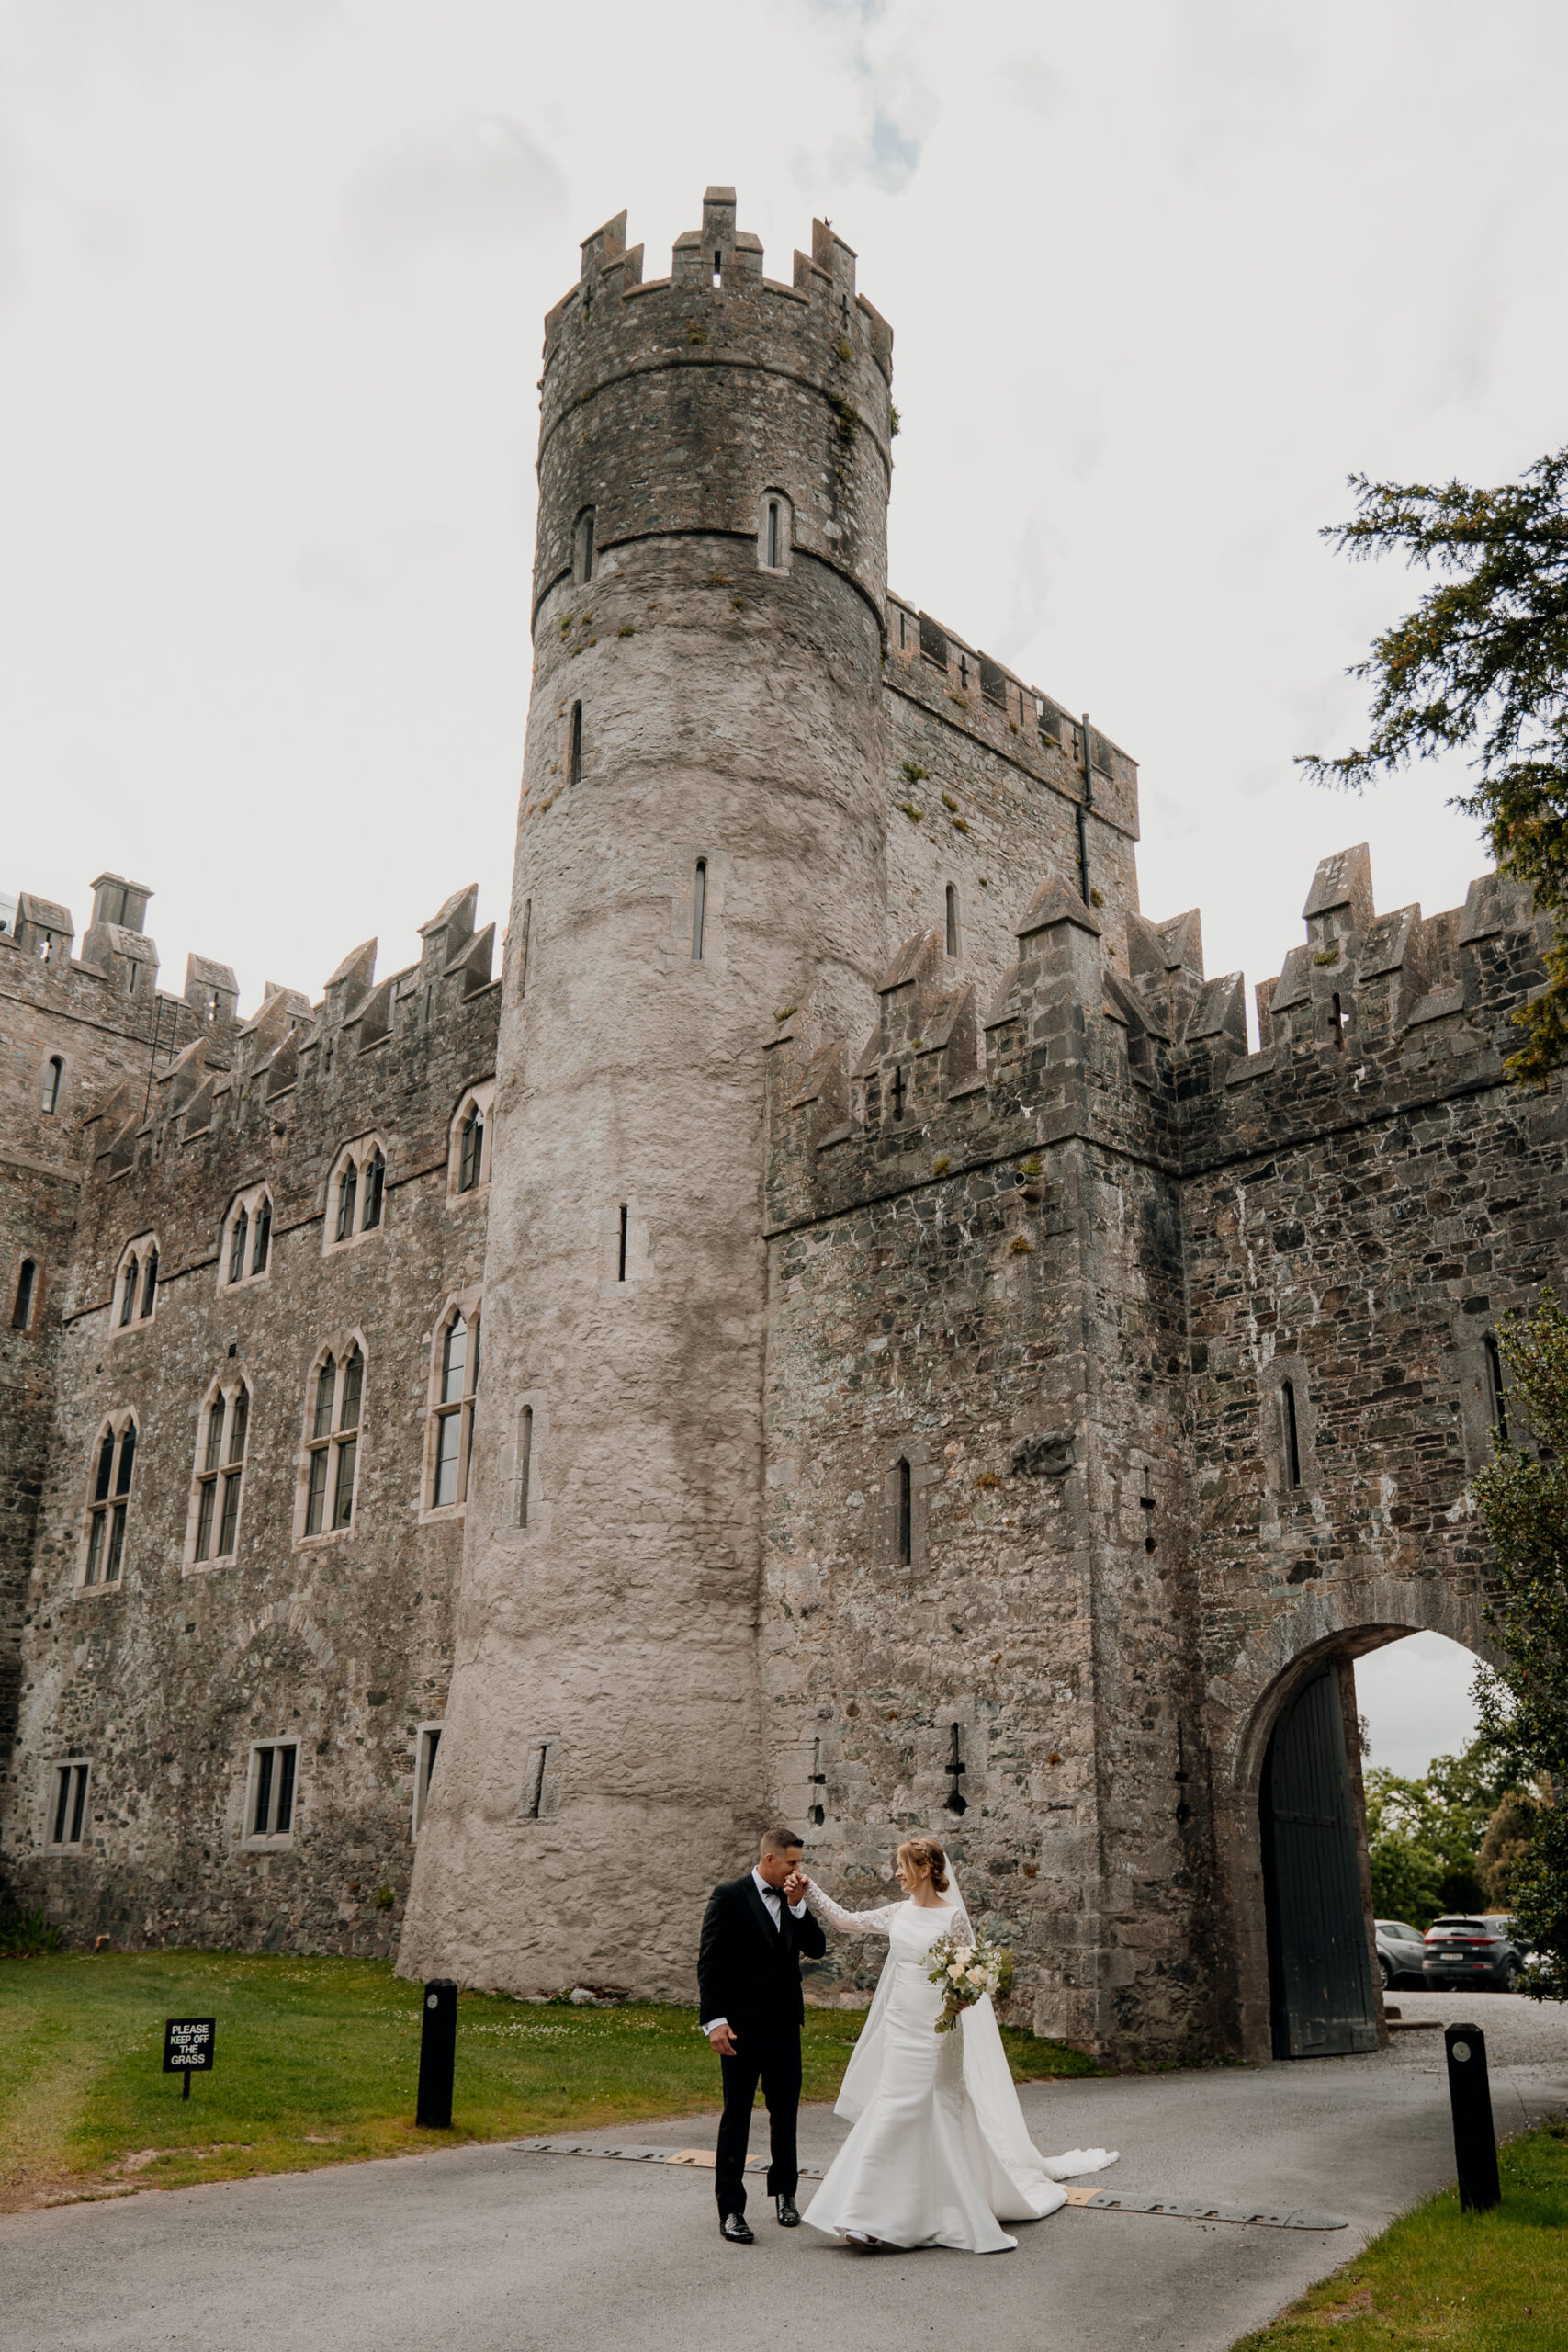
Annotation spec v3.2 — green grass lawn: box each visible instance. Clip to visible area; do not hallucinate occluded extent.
[1233,2116,1568,2352]
[0,1949,1098,2211]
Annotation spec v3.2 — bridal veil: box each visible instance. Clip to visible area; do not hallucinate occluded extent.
[832,1852,1117,2220]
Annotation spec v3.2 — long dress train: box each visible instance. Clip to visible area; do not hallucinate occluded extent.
[803,1885,1116,2254]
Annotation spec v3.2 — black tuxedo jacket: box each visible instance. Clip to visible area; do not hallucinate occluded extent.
[698,1872,827,2036]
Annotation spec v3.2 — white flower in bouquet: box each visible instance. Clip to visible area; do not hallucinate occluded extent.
[927,1925,1014,2035]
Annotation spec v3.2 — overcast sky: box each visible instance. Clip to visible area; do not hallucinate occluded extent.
[6,1,1538,1767]
[1355,1634,1480,1781]
[9,0,1565,1018]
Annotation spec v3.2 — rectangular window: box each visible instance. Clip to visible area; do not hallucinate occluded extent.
[519,1403,534,1527]
[520,1737,562,1819]
[897,1458,912,1566]
[218,1466,243,1555]
[305,1448,329,1536]
[692,859,706,960]
[413,1724,442,1837]
[332,1435,357,1528]
[50,1760,91,1848]
[1483,1336,1509,1443]
[1281,1381,1303,1488]
[249,1741,299,1840]
[434,1414,462,1508]
[12,1259,37,1329]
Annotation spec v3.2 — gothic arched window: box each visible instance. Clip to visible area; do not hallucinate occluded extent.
[190,1379,252,1566]
[430,1302,482,1510]
[301,1341,365,1539]
[84,1416,137,1586]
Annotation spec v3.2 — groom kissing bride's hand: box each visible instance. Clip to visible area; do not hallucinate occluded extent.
[697,1828,828,2245]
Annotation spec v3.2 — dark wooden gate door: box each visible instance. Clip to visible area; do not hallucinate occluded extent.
[1260,1664,1377,2058]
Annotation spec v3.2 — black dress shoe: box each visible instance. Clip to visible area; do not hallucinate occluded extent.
[720,2211,755,2245]
[775,2195,801,2227]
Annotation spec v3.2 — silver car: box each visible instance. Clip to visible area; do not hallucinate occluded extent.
[1375,1918,1427,1990]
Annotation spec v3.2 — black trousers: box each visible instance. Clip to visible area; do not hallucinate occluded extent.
[715,2024,801,2214]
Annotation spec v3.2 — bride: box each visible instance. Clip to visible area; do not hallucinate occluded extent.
[795,1838,1117,2253]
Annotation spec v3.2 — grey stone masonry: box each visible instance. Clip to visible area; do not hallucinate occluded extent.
[1,880,499,1956]
[760,847,1558,2062]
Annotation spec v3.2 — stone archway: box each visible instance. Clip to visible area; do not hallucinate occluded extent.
[1208,1576,1498,2063]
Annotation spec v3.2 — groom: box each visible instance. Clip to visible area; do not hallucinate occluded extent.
[698,1826,827,2245]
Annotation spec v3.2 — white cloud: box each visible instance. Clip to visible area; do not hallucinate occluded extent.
[344,112,565,268]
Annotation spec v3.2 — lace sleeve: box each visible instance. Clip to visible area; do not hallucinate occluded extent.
[943,1904,975,1949]
[806,1884,900,1936]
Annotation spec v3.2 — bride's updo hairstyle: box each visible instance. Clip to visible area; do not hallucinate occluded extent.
[897,1838,950,1892]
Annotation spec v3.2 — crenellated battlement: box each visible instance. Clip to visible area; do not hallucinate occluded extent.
[883,592,1141,842]
[73,882,500,1186]
[763,846,1551,1231]
[533,185,893,623]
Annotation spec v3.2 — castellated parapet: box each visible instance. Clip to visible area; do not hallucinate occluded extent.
[536,189,892,622]
[4,187,1564,2070]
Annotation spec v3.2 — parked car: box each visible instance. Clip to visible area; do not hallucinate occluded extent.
[1374,1919,1427,1989]
[1422,1914,1526,1991]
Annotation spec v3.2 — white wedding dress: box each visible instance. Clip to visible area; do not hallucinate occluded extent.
[804,1883,1117,2253]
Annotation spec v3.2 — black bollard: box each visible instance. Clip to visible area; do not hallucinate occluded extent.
[1444,2022,1501,2211]
[416,1978,458,2130]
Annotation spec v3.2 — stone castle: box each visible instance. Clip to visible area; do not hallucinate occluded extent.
[2,189,1560,2066]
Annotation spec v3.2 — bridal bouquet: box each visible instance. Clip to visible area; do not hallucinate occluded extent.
[926,1926,1013,2035]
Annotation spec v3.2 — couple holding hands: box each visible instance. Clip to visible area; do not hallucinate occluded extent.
[697,1827,1116,2255]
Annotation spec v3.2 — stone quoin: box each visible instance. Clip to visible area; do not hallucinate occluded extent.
[0,189,1559,2065]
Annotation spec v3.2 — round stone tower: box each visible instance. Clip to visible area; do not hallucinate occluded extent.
[401,188,895,1996]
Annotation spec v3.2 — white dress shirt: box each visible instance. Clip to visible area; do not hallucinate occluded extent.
[702,1868,808,2040]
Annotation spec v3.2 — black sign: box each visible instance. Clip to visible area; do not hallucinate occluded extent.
[164,2017,216,2074]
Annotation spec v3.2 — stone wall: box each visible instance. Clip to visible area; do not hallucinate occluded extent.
[0,889,210,1771]
[758,849,1560,2064]
[881,594,1141,1004]
[0,888,499,1954]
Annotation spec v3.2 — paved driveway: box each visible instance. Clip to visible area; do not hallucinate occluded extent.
[7,1992,1566,2352]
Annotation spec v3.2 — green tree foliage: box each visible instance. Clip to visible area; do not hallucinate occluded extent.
[1473,1287,1568,1998]
[1478,1789,1540,1907]
[1301,451,1568,1081]
[1365,1735,1514,1927]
